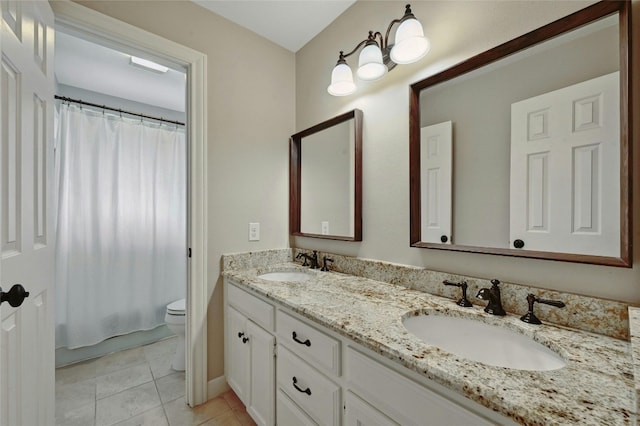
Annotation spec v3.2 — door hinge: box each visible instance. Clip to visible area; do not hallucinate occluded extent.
[273,342,278,358]
[188,248,192,258]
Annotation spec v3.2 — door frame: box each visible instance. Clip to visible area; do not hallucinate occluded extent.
[50,1,209,406]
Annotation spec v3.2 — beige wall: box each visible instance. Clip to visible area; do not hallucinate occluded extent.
[72,1,294,381]
[294,1,640,304]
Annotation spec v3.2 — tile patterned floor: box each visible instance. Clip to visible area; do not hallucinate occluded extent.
[55,337,256,426]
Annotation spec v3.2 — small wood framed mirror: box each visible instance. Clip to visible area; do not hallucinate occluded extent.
[290,109,363,241]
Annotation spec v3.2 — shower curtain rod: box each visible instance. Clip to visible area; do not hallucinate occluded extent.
[55,95,185,126]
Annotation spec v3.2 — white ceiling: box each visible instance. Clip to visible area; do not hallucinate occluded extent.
[55,1,354,110]
[192,0,356,52]
[55,31,187,112]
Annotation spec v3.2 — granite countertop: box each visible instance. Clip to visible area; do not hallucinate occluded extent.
[223,263,636,426]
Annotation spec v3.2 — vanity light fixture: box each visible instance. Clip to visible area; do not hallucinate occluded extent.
[130,56,169,73]
[327,4,430,96]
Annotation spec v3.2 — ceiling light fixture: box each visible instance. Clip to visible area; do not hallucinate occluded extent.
[130,56,169,73]
[327,4,430,96]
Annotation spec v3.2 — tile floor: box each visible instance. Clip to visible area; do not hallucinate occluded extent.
[55,337,257,426]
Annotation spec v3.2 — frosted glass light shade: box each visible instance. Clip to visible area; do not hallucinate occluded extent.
[356,43,387,81]
[327,62,356,96]
[390,18,430,64]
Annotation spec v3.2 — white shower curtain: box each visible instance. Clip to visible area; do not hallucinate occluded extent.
[55,104,186,349]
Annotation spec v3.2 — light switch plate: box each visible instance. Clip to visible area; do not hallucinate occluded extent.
[321,221,330,235]
[249,222,260,241]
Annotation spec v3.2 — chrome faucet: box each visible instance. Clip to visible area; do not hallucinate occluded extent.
[476,279,506,316]
[297,250,319,269]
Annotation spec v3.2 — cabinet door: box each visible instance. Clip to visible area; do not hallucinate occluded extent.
[247,320,275,426]
[226,306,250,403]
[345,391,398,426]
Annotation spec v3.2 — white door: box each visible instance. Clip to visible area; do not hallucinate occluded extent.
[510,72,619,256]
[420,121,453,244]
[1,1,55,425]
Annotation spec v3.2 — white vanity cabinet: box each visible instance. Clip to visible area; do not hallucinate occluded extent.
[224,279,514,426]
[224,283,275,426]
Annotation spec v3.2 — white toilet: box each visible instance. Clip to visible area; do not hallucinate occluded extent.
[165,298,186,371]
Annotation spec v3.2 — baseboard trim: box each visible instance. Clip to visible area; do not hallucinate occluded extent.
[207,375,229,400]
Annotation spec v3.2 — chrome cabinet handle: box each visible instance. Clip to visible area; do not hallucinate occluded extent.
[292,331,311,347]
[292,376,311,395]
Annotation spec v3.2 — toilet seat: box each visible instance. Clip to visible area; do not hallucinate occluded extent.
[165,298,186,371]
[166,298,185,316]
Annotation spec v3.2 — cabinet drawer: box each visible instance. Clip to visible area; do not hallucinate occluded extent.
[277,345,340,426]
[346,347,494,426]
[276,309,340,376]
[276,389,317,426]
[345,391,398,426]
[227,282,274,331]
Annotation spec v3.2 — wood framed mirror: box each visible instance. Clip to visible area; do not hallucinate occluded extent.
[409,1,631,266]
[290,109,363,241]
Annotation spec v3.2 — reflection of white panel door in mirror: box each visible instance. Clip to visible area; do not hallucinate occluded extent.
[421,121,452,244]
[510,72,619,256]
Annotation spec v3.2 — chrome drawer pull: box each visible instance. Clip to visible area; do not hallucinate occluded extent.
[292,376,311,396]
[292,331,311,347]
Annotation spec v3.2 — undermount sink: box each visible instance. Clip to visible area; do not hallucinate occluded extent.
[403,314,566,371]
[258,271,312,282]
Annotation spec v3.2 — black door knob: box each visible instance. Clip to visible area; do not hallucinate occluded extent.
[1,284,30,307]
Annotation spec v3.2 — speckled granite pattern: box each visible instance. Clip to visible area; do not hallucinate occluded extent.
[628,307,640,420]
[289,249,631,340]
[223,262,636,425]
[221,248,292,271]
